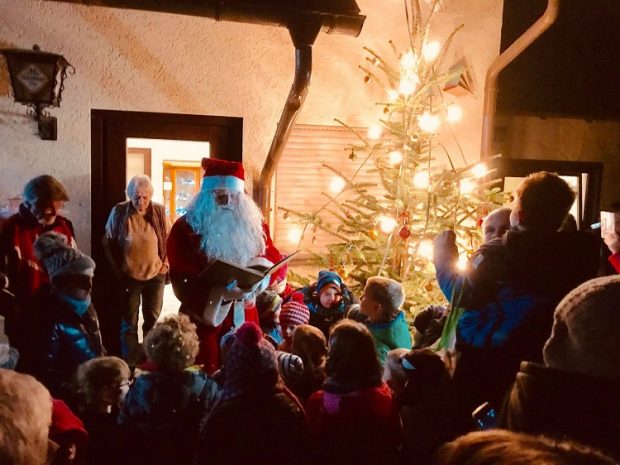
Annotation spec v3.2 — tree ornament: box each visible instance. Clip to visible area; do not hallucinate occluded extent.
[349,149,357,161]
[364,74,372,84]
[398,225,411,240]
[383,106,390,114]
[424,282,434,292]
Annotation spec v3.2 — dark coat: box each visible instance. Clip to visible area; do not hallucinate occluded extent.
[118,367,219,465]
[501,362,620,460]
[197,387,311,465]
[435,230,599,430]
[28,286,104,398]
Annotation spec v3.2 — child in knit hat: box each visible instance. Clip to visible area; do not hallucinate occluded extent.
[299,269,358,338]
[360,276,412,364]
[279,292,310,352]
[502,275,620,460]
[197,322,311,465]
[26,231,103,399]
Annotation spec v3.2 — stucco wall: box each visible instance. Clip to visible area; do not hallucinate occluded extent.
[498,114,620,209]
[0,0,503,253]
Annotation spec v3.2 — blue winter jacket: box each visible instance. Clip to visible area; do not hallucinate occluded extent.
[433,229,599,360]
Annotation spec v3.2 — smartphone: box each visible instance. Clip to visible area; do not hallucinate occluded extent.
[472,401,498,430]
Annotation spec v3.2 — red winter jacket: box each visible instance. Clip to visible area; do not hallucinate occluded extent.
[0,204,75,303]
[306,382,402,465]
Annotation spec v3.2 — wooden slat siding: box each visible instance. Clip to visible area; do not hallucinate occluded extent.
[274,124,382,262]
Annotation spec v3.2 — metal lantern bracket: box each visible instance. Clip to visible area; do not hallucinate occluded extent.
[1,44,75,140]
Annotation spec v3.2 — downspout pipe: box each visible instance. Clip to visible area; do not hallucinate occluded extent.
[255,18,321,214]
[481,0,559,159]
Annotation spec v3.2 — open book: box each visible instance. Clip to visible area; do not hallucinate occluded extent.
[197,251,299,290]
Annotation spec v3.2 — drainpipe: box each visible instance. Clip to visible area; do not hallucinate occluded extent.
[255,18,321,214]
[481,0,559,159]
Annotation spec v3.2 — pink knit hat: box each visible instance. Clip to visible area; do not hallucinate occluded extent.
[280,292,310,330]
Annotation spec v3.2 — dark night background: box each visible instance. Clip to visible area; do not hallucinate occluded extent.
[498,0,620,121]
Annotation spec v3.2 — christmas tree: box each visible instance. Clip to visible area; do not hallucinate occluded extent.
[281,0,504,316]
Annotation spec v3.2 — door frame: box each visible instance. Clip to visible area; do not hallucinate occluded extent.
[90,109,242,353]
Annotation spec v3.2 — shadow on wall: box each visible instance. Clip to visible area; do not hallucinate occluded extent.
[75,7,204,113]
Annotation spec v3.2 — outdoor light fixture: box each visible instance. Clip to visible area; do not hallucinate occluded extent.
[1,45,74,140]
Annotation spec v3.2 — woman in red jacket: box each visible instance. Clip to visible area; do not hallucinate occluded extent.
[306,319,402,465]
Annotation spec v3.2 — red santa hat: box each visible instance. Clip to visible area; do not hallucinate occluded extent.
[201,157,245,192]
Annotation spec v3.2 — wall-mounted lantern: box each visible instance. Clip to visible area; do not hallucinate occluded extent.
[1,45,74,140]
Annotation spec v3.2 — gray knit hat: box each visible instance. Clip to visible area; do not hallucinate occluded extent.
[33,232,95,282]
[543,275,620,381]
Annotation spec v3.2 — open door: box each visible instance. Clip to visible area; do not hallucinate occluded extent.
[91,110,242,354]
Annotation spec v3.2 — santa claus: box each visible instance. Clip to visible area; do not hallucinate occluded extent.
[167,158,281,374]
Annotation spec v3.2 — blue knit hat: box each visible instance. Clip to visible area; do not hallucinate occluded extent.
[316,270,343,294]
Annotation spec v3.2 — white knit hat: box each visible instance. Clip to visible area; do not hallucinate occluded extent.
[543,275,620,381]
[33,232,95,282]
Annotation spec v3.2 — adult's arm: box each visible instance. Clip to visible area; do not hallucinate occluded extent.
[102,207,123,279]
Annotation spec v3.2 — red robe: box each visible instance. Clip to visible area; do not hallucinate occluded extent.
[167,215,280,374]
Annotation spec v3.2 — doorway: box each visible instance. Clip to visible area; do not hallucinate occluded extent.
[91,110,242,354]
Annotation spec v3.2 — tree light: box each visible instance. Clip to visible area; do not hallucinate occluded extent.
[388,150,403,166]
[329,176,346,194]
[460,179,476,195]
[368,124,383,140]
[413,171,430,189]
[418,240,434,260]
[446,104,463,123]
[387,89,399,102]
[398,76,418,96]
[471,163,488,178]
[456,254,469,271]
[400,50,417,69]
[418,112,441,133]
[287,226,303,244]
[422,41,441,61]
[378,215,398,233]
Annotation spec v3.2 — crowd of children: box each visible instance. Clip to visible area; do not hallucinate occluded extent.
[1,170,619,465]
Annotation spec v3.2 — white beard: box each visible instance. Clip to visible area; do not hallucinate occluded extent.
[185,188,266,266]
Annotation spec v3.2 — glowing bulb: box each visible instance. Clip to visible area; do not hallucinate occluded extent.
[456,254,468,271]
[329,176,346,194]
[422,41,441,61]
[446,104,463,123]
[287,226,303,244]
[388,150,403,165]
[400,50,416,69]
[471,163,488,178]
[368,124,383,140]
[413,171,430,189]
[460,179,476,195]
[418,240,434,260]
[378,215,397,233]
[387,89,399,102]
[418,112,441,133]
[398,76,418,96]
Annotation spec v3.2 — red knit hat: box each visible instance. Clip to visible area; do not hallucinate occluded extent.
[201,157,245,192]
[280,292,310,329]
